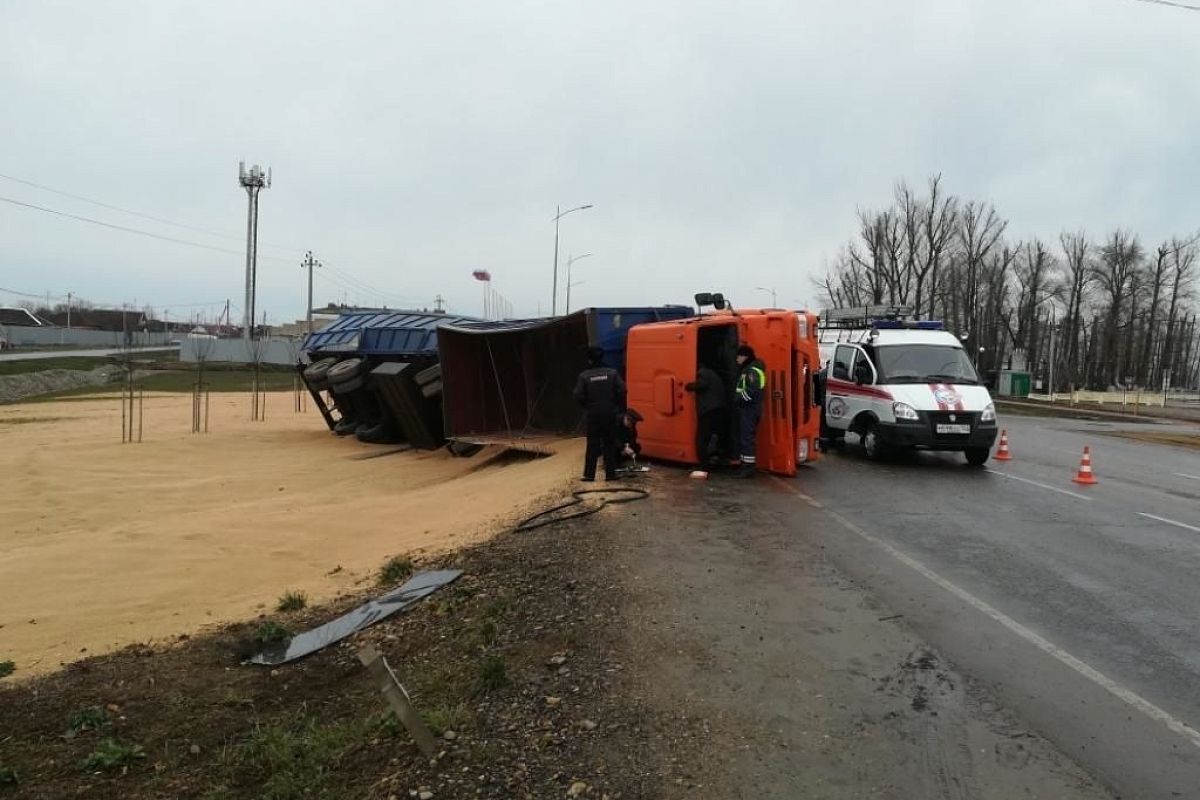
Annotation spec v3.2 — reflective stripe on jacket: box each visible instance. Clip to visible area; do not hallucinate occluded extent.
[736,361,766,406]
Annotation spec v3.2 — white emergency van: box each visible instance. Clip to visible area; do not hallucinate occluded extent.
[817,307,998,465]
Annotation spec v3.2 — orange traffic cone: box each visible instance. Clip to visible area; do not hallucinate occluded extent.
[995,430,1013,461]
[1072,446,1098,485]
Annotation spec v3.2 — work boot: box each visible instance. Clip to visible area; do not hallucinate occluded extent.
[733,462,756,479]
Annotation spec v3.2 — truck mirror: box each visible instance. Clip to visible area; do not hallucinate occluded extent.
[712,293,727,310]
[694,292,714,307]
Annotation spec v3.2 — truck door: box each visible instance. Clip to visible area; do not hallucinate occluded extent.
[741,312,796,476]
[625,322,699,463]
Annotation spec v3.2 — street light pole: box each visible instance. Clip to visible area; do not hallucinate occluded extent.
[756,286,777,307]
[551,203,593,316]
[565,253,593,314]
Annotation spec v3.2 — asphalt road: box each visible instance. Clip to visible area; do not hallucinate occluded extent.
[0,345,178,362]
[764,414,1200,798]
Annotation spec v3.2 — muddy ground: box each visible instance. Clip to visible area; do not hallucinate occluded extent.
[0,467,1114,799]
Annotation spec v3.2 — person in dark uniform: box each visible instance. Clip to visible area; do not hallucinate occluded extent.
[734,344,767,478]
[573,346,626,481]
[615,408,643,464]
[685,364,729,463]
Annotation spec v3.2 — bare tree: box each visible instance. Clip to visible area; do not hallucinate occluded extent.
[1058,231,1092,389]
[1093,230,1144,387]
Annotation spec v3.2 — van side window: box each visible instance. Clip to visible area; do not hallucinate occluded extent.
[833,345,855,380]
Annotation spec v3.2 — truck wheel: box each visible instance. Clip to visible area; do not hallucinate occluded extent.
[861,421,887,461]
[965,447,990,467]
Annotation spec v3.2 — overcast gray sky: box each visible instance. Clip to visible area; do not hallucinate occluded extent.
[2,0,1198,323]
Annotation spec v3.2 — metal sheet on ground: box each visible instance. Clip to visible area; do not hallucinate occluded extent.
[248,569,462,666]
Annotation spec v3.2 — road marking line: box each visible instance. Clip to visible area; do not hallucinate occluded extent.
[1175,473,1200,482]
[773,477,1200,752]
[985,469,1094,501]
[1138,512,1200,534]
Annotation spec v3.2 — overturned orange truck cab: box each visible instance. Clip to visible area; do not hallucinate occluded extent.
[625,308,822,476]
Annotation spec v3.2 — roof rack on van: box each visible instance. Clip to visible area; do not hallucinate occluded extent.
[820,305,911,327]
[819,305,944,331]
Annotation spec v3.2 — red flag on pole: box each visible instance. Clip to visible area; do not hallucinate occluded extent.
[472,269,492,282]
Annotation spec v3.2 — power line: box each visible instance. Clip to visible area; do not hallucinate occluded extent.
[1127,0,1200,11]
[0,195,264,258]
[0,178,421,310]
[0,171,260,244]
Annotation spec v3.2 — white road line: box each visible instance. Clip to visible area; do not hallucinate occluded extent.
[1138,513,1200,534]
[773,478,1200,752]
[1175,473,1200,482]
[985,469,1094,501]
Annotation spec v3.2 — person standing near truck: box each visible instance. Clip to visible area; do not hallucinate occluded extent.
[573,346,626,481]
[685,364,729,462]
[734,344,766,478]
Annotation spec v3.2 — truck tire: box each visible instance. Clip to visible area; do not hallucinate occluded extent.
[861,421,887,461]
[965,447,990,467]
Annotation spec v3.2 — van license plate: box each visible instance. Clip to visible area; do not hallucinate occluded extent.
[936,423,971,434]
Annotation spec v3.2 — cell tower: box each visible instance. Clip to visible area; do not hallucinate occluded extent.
[239,161,271,340]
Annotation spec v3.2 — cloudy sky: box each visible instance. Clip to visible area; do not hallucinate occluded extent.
[2,0,1198,324]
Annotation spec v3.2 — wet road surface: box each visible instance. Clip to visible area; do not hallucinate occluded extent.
[764,413,1200,798]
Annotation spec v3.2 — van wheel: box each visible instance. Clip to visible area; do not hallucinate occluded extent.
[861,421,887,461]
[965,447,989,467]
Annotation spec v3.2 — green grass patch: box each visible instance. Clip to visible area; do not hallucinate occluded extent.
[16,369,298,404]
[80,738,146,772]
[422,702,474,735]
[476,655,507,694]
[66,706,111,736]
[255,621,293,644]
[0,660,14,679]
[0,356,113,376]
[276,591,308,613]
[216,712,378,800]
[377,556,413,586]
[475,618,499,646]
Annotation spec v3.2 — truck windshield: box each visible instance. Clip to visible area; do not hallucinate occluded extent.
[872,345,980,385]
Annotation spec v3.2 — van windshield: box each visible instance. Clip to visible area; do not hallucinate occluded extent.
[871,344,980,385]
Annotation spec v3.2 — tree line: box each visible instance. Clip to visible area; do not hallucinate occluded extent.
[815,175,1200,392]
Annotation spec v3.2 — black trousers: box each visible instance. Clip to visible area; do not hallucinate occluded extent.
[584,413,618,480]
[696,409,726,461]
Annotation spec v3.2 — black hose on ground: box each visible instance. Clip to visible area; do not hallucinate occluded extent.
[515,488,649,532]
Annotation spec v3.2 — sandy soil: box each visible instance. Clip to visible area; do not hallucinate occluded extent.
[0,391,580,676]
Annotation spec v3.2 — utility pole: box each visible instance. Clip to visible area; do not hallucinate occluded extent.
[301,250,321,334]
[239,161,271,341]
[66,292,72,330]
[434,295,445,313]
[551,203,593,316]
[565,253,593,314]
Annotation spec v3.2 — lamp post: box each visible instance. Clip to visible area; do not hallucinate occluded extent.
[756,286,778,307]
[552,204,593,316]
[565,253,593,314]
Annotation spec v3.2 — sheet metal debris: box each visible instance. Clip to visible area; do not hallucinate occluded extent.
[248,569,462,666]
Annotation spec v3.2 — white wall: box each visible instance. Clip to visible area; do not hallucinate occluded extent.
[0,325,172,348]
[180,337,302,366]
